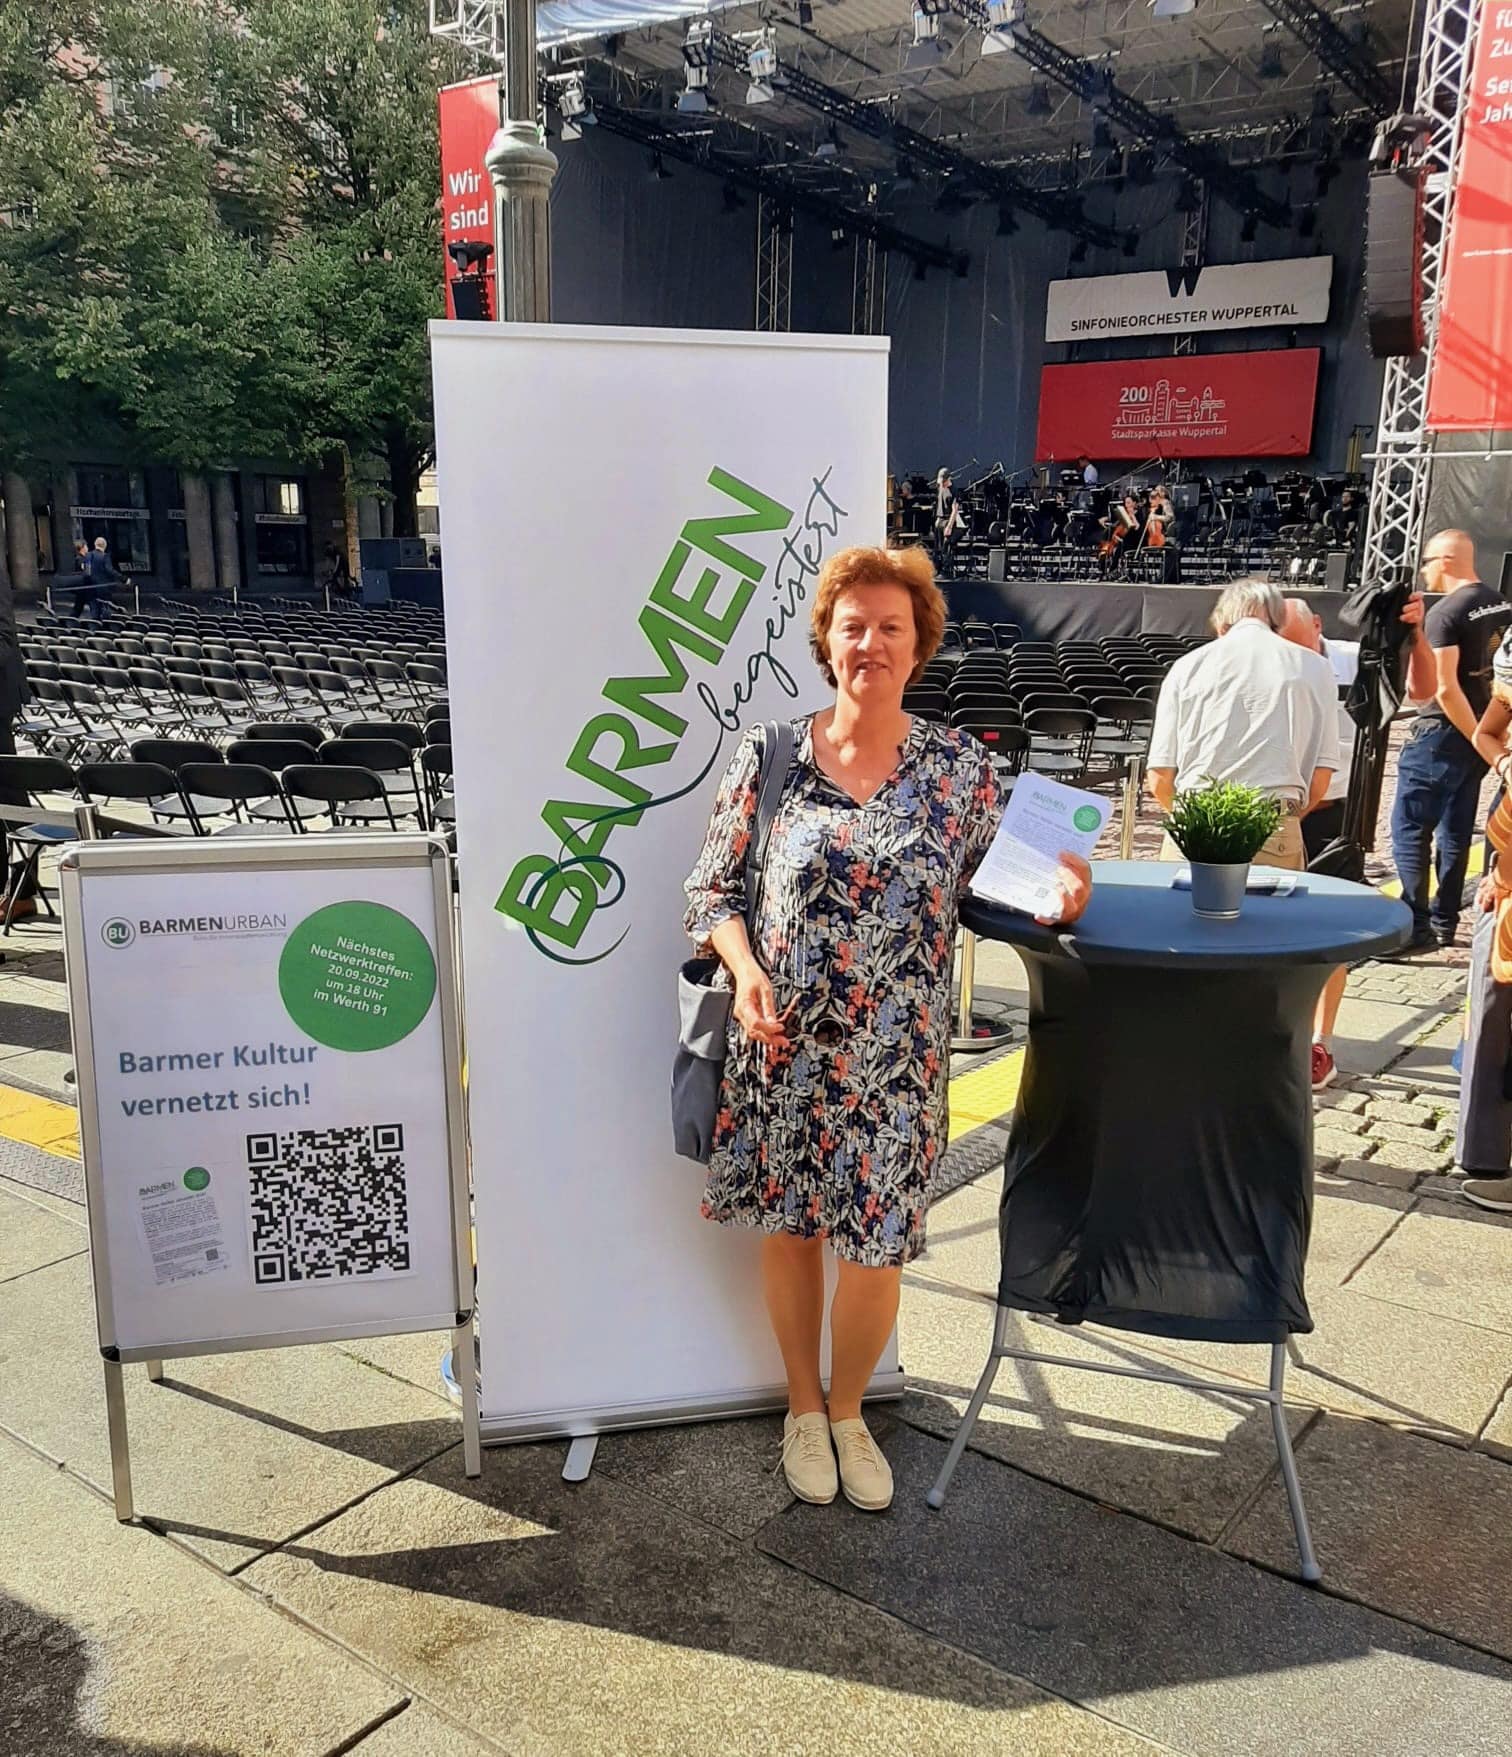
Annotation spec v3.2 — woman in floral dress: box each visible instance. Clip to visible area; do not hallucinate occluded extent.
[684,545,1091,1511]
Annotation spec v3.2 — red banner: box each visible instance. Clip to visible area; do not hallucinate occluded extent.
[438,76,499,321]
[1427,0,1512,431]
[1035,348,1321,460]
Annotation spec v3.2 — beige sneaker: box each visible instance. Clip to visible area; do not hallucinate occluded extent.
[829,1417,894,1511]
[781,1412,838,1504]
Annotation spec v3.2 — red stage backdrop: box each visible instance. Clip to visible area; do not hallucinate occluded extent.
[438,76,499,320]
[1036,348,1322,460]
[1427,0,1512,431]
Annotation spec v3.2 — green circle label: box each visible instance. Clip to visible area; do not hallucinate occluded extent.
[278,902,437,1053]
[183,1167,210,1192]
[1072,805,1100,833]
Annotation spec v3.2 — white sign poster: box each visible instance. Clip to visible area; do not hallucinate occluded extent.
[432,323,892,1440]
[63,838,467,1358]
[1045,256,1334,343]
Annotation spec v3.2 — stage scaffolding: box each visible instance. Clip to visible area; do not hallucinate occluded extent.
[756,195,793,333]
[1358,0,1482,592]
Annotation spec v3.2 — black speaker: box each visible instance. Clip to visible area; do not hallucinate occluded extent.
[1366,168,1425,358]
[988,547,1008,583]
[1324,550,1349,591]
[449,275,491,321]
[1159,547,1182,584]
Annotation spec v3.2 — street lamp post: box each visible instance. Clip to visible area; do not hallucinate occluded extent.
[485,0,557,321]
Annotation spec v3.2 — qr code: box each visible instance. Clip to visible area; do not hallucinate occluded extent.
[247,1124,411,1286]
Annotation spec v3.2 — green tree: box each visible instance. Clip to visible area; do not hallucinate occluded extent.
[231,0,465,534]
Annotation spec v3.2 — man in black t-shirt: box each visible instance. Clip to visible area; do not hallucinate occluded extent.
[1390,530,1512,950]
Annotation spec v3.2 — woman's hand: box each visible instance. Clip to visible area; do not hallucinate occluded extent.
[1035,852,1094,927]
[732,963,792,1046]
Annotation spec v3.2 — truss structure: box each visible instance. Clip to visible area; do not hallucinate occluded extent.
[1358,0,1481,592]
[851,234,886,336]
[428,0,504,58]
[1174,180,1209,357]
[756,194,793,332]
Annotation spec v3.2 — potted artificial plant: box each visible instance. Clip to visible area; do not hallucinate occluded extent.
[1163,781,1283,920]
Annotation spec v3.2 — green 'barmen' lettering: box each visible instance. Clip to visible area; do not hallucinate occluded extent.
[497,465,795,955]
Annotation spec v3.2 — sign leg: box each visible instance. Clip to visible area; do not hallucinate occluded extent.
[563,1435,598,1483]
[455,1319,482,1478]
[103,1360,133,1522]
[145,1358,164,1384]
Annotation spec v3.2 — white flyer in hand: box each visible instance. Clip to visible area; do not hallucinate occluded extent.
[969,774,1109,916]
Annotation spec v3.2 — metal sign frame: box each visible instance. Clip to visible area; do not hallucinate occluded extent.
[60,833,480,1519]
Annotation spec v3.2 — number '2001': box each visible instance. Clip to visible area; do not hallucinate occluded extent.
[1119,386,1152,406]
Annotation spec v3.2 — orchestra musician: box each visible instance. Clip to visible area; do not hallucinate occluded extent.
[933,468,965,569]
[1146,485,1176,550]
[1098,492,1143,576]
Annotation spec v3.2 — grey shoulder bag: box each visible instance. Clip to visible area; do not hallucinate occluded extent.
[672,719,795,1164]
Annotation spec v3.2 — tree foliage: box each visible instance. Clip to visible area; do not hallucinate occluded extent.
[0,0,466,528]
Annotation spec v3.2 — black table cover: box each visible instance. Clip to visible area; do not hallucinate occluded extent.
[961,861,1412,1344]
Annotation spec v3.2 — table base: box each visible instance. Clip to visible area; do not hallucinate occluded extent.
[925,1304,1321,1583]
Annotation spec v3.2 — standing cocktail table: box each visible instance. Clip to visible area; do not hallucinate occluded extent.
[927,861,1412,1579]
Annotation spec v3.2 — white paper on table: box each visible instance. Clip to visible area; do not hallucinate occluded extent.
[968,773,1110,916]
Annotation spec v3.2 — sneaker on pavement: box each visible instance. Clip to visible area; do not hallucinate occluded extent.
[1391,929,1438,959]
[829,1417,894,1511]
[781,1412,837,1504]
[1461,1175,1512,1213]
[1310,1042,1336,1092]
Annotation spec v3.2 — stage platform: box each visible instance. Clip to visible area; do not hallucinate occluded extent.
[943,579,1351,645]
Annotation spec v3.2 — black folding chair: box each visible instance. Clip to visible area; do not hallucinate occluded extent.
[179,762,299,835]
[0,755,80,930]
[281,764,399,831]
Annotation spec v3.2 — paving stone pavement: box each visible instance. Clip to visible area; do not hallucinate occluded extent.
[1,752,1511,1756]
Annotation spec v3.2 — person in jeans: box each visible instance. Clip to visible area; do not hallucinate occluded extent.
[1280,594,1435,1088]
[1390,531,1512,952]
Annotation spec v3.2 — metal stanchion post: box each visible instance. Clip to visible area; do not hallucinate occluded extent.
[1120,755,1143,860]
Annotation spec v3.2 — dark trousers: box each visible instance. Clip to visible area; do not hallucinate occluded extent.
[1302,798,1347,864]
[1389,717,1486,938]
[1457,903,1512,1175]
[0,718,36,900]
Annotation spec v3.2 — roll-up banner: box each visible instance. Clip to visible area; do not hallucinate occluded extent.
[1045,257,1333,344]
[431,323,894,1443]
[1035,348,1322,461]
[1427,0,1512,432]
[437,76,499,320]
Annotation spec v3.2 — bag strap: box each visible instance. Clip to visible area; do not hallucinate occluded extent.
[744,719,794,930]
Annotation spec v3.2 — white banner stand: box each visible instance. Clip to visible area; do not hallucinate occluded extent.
[433,323,896,1467]
[60,834,479,1521]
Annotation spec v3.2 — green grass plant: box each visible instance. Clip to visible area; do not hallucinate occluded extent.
[1163,781,1282,866]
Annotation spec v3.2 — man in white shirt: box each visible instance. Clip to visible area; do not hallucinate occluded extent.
[1078,455,1099,488]
[1147,578,1340,873]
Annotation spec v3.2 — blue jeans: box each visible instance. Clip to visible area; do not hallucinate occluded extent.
[1389,717,1486,938]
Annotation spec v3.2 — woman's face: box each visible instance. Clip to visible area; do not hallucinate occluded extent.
[827,583,918,704]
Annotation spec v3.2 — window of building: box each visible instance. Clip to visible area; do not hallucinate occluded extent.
[72,466,152,573]
[252,474,309,576]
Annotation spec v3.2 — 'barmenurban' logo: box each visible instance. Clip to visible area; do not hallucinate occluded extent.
[498,463,848,965]
[104,914,288,945]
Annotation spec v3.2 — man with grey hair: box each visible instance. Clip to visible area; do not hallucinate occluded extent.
[1148,576,1340,875]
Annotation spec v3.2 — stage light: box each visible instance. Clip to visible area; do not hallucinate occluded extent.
[798,0,813,23]
[548,69,595,137]
[982,0,1023,54]
[1026,80,1052,116]
[830,225,847,250]
[814,122,841,160]
[905,2,948,70]
[996,204,1019,236]
[747,27,778,81]
[1258,41,1285,79]
[679,19,713,112]
[1240,212,1258,243]
[894,155,917,190]
[447,240,494,273]
[1070,239,1088,264]
[1151,0,1196,17]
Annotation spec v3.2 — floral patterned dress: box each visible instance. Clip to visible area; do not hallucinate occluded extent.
[683,712,1004,1267]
